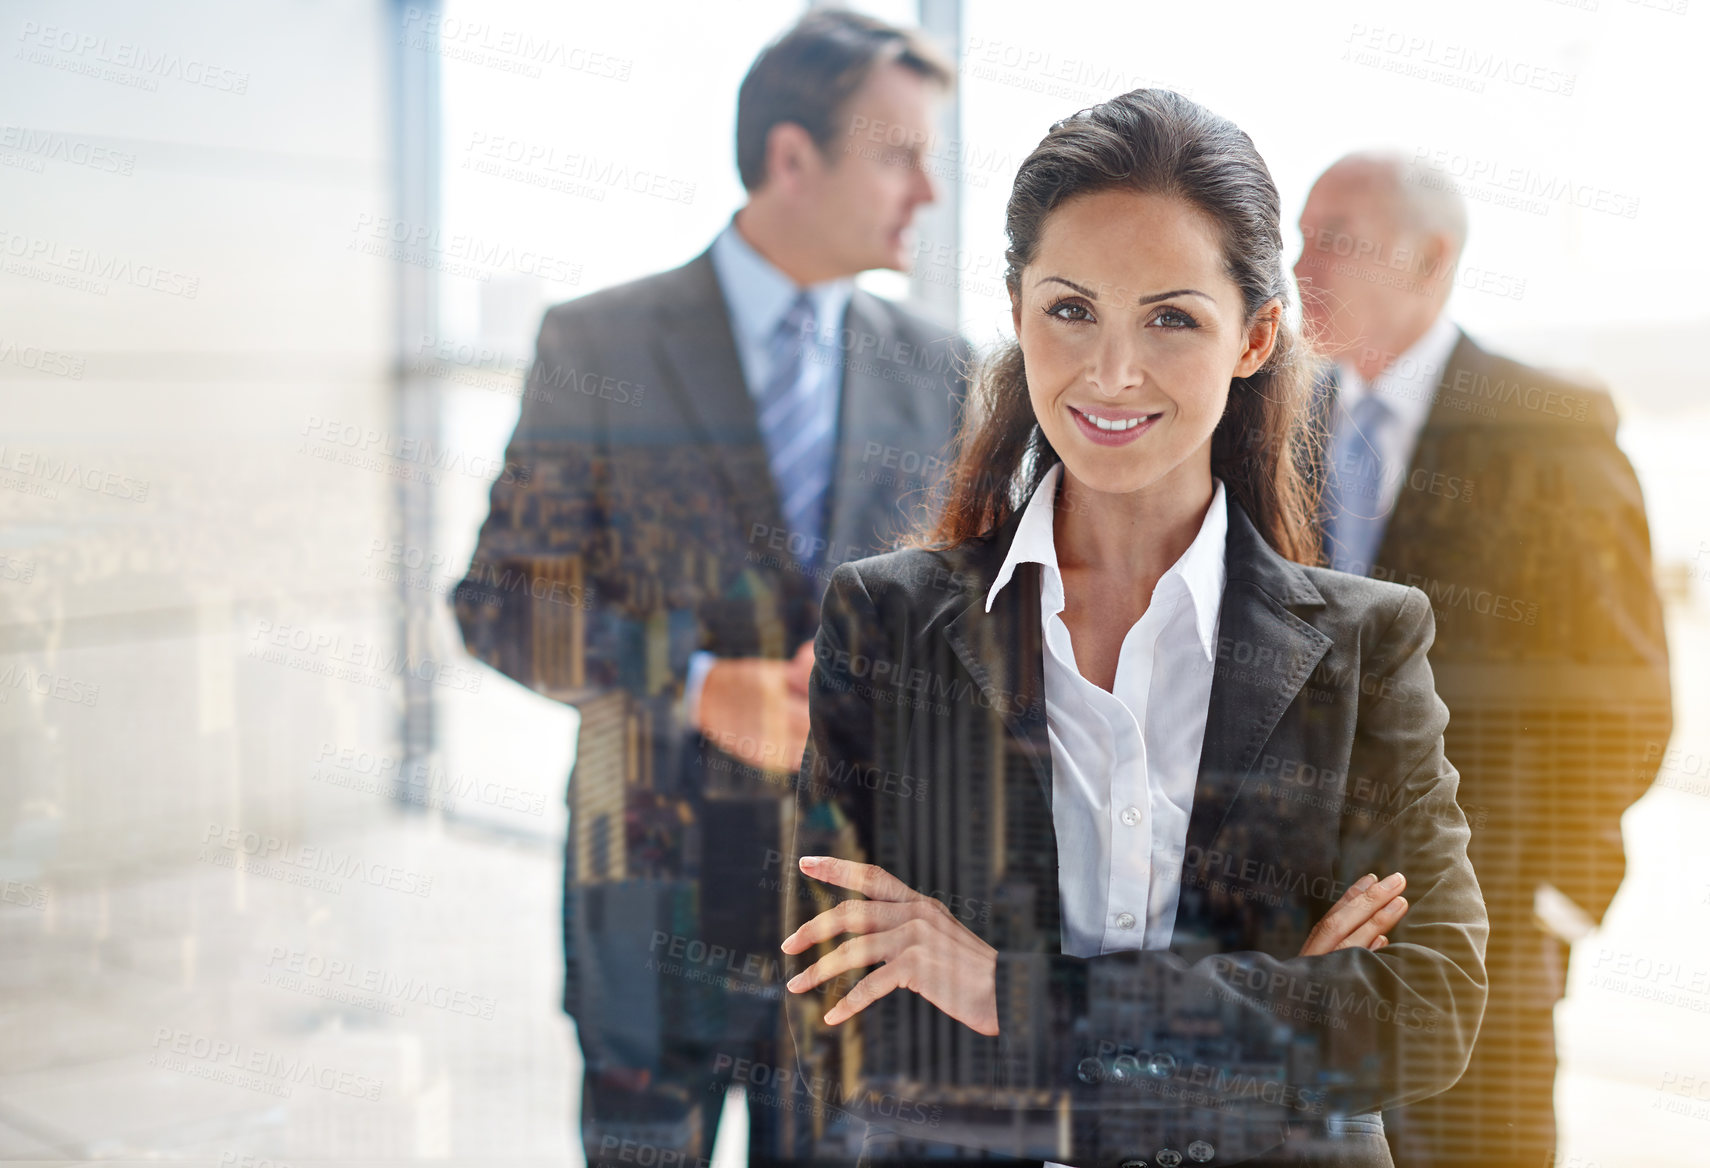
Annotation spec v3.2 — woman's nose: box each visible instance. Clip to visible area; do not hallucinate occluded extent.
[1089,334,1145,396]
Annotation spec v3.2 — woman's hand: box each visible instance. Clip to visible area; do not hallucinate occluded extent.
[1299,872,1409,956]
[781,856,999,1036]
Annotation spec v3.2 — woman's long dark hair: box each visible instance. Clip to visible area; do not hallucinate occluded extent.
[910,89,1321,563]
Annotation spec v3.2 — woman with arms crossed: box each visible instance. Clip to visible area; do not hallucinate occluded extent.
[780,90,1486,1167]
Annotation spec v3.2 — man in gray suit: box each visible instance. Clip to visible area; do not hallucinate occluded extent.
[1296,152,1671,1168]
[452,10,967,1167]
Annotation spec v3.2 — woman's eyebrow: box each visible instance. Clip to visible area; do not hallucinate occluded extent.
[1035,275,1212,305]
[1037,275,1098,298]
[1137,288,1213,305]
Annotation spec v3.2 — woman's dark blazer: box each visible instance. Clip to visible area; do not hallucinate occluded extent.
[782,495,1489,1168]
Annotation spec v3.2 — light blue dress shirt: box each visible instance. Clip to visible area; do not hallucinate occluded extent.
[682,218,856,727]
[1324,312,1461,574]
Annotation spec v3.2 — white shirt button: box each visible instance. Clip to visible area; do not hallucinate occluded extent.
[1115,911,1137,930]
[1120,805,1143,827]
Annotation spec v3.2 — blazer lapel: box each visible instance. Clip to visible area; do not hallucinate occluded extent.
[940,523,1053,809]
[648,248,785,541]
[825,290,933,557]
[1181,501,1332,888]
[1372,328,1473,569]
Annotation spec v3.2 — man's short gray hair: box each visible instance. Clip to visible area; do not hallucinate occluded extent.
[1334,150,1469,255]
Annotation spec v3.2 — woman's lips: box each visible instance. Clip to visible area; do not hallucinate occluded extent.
[1069,405,1162,446]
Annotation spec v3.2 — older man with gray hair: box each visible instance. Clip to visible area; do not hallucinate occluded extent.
[1294,151,1672,1168]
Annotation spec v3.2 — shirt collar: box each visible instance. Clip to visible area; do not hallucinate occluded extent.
[1334,311,1461,433]
[985,462,1228,663]
[709,216,855,347]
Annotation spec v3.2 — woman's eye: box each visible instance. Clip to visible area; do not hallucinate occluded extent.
[1153,308,1198,329]
[1045,300,1092,322]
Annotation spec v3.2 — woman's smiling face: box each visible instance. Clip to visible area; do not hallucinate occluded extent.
[1011,187,1278,498]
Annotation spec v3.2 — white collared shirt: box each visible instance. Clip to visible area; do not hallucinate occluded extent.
[986,462,1228,956]
[1330,311,1462,520]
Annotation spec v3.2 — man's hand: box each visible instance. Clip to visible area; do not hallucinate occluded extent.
[785,638,815,697]
[782,856,999,1036]
[695,642,815,775]
[1299,872,1409,956]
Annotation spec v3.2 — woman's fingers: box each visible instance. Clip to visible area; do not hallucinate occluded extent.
[1299,872,1407,956]
[780,897,910,954]
[796,856,920,903]
[1338,895,1408,952]
[787,930,891,994]
[823,963,904,1026]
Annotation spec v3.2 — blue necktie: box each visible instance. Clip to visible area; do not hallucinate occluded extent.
[1324,392,1394,575]
[755,291,836,573]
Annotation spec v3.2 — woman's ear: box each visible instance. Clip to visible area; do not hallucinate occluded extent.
[1234,300,1282,378]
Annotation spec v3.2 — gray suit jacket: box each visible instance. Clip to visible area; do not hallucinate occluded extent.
[454,243,968,746]
[1310,334,1672,1164]
[452,244,968,1038]
[785,498,1489,1167]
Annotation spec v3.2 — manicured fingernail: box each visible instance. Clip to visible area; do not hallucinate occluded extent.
[1354,874,1376,893]
[799,856,826,869]
[786,973,807,992]
[780,930,798,951]
[1379,872,1405,891]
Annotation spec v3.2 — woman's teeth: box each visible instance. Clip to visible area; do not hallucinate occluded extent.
[1081,410,1154,431]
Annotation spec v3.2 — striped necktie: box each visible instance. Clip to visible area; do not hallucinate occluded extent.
[1323,391,1395,575]
[756,290,836,573]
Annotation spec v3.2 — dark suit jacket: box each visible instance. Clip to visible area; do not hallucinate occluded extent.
[784,495,1490,1167]
[1310,332,1672,1164]
[451,245,969,1053]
